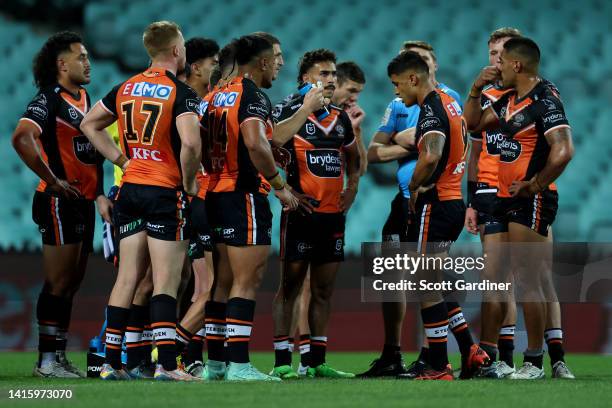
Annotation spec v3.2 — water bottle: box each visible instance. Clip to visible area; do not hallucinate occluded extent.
[298,82,329,121]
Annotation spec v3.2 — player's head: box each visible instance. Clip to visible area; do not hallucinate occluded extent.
[232,34,275,88]
[186,37,220,87]
[401,41,437,79]
[143,21,186,73]
[252,32,283,80]
[209,42,237,89]
[387,51,430,107]
[499,37,540,88]
[298,49,337,99]
[333,61,365,107]
[33,31,90,89]
[488,27,522,68]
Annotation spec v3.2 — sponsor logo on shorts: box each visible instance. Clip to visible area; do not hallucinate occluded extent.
[306,149,342,178]
[297,242,311,253]
[146,223,166,234]
[123,82,173,100]
[119,219,143,235]
[335,238,343,252]
[75,224,85,234]
[222,228,235,239]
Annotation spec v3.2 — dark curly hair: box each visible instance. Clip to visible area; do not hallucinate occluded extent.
[297,49,336,83]
[231,34,272,66]
[33,31,83,89]
[186,37,220,65]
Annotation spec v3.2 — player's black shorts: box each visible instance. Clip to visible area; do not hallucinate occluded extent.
[32,191,95,252]
[472,183,507,235]
[280,211,345,263]
[188,196,213,259]
[407,199,465,254]
[113,183,190,242]
[497,189,558,237]
[206,191,272,246]
[382,192,410,243]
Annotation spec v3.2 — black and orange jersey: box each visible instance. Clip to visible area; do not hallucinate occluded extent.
[470,84,513,188]
[100,67,200,189]
[490,80,570,198]
[20,84,103,200]
[195,90,214,200]
[414,89,467,202]
[272,93,356,213]
[201,76,274,194]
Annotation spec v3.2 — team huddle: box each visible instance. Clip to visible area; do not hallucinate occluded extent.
[11,20,574,382]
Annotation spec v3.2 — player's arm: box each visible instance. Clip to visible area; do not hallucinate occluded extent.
[408,132,445,194]
[340,138,361,213]
[81,103,129,171]
[176,113,202,196]
[271,87,324,147]
[465,135,482,234]
[367,131,413,163]
[241,119,298,210]
[353,126,368,175]
[465,66,501,132]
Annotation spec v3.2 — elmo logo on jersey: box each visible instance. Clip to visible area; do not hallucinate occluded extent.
[213,91,238,107]
[306,149,342,178]
[72,135,97,165]
[123,82,173,100]
[499,138,522,163]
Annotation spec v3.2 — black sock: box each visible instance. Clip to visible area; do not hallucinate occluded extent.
[545,328,565,365]
[226,297,255,364]
[446,301,473,357]
[299,334,311,367]
[274,335,292,367]
[381,344,401,362]
[310,336,328,367]
[126,304,147,370]
[421,302,449,371]
[151,294,178,371]
[105,305,130,369]
[524,349,544,369]
[498,325,515,367]
[175,323,192,358]
[37,292,62,367]
[417,346,429,364]
[185,324,205,366]
[205,301,226,362]
[479,342,498,365]
[56,296,73,357]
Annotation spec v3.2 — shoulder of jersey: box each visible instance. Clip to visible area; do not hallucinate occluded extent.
[482,84,512,101]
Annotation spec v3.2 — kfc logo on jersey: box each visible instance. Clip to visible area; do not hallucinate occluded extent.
[213,91,238,107]
[131,147,163,162]
[306,149,342,178]
[124,82,173,100]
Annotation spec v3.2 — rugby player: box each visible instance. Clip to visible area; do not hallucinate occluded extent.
[385,51,472,380]
[173,37,220,377]
[202,34,298,382]
[270,49,360,379]
[361,41,485,379]
[464,37,574,379]
[12,31,107,378]
[81,21,202,381]
[284,60,367,377]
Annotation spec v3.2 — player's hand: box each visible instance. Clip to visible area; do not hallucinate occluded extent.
[340,186,358,214]
[509,177,540,198]
[184,178,200,197]
[288,188,317,215]
[272,145,291,170]
[392,128,416,149]
[303,86,325,113]
[474,66,501,90]
[408,184,435,213]
[96,194,114,224]
[465,207,479,235]
[346,104,366,129]
[275,186,299,211]
[47,177,81,199]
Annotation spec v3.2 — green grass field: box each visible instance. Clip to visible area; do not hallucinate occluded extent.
[1,352,611,407]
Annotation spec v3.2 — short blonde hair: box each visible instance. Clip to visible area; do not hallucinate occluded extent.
[143,21,181,58]
[488,27,522,45]
[402,40,436,61]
